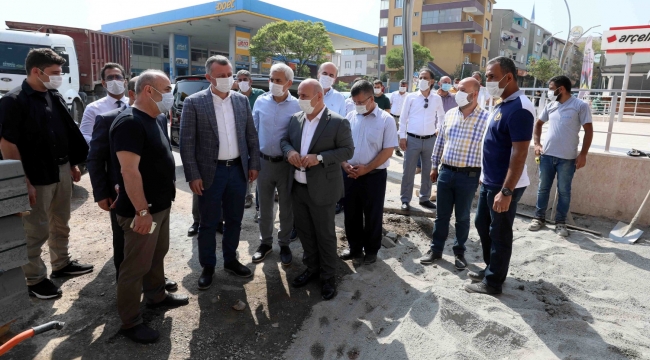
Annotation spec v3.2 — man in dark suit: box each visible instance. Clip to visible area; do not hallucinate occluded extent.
[180,55,261,290]
[86,76,177,290]
[280,79,354,300]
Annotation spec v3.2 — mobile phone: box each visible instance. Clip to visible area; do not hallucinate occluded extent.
[130,218,157,234]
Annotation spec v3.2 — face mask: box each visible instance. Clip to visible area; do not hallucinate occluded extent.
[238,80,250,92]
[39,69,63,90]
[399,86,407,93]
[455,91,473,108]
[356,104,368,114]
[547,89,559,102]
[299,96,316,115]
[373,88,382,95]
[441,83,452,92]
[211,76,234,93]
[269,82,286,97]
[418,79,430,91]
[106,80,125,96]
[486,74,510,98]
[319,75,334,89]
[151,87,174,114]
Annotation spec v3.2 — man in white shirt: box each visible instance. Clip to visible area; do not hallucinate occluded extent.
[79,63,129,144]
[472,71,490,108]
[390,79,408,157]
[398,68,445,211]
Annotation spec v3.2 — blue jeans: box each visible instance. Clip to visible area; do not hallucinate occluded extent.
[474,184,526,291]
[430,167,480,255]
[534,155,576,223]
[197,162,247,267]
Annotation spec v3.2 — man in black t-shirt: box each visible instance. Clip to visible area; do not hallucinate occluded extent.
[372,80,391,113]
[109,70,188,344]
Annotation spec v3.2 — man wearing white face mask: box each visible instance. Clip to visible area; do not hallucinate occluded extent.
[390,79,408,157]
[372,79,391,113]
[420,77,489,270]
[180,55,260,290]
[250,63,301,266]
[80,63,129,144]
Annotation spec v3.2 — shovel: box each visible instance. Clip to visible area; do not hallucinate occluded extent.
[609,188,650,243]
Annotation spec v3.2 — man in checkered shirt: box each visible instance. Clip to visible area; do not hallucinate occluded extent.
[419,77,490,271]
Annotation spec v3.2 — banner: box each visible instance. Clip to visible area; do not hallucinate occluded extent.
[174,35,189,69]
[578,36,594,99]
[235,27,250,65]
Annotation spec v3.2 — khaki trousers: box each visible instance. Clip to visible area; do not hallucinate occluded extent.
[116,207,170,329]
[21,163,72,286]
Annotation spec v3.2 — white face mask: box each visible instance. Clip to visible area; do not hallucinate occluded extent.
[238,80,250,92]
[399,86,407,93]
[486,74,510,98]
[454,91,473,108]
[39,69,63,90]
[269,82,286,97]
[106,80,125,96]
[356,104,368,114]
[151,87,174,114]
[547,89,558,102]
[299,96,317,115]
[373,88,382,95]
[418,79,430,91]
[319,75,335,89]
[211,76,234,93]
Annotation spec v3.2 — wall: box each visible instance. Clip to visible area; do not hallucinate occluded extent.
[519,147,650,227]
[422,31,464,74]
[341,55,368,77]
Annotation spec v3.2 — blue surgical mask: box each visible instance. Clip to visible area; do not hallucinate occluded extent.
[441,83,452,92]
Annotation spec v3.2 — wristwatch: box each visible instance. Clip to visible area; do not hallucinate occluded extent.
[501,187,513,197]
[317,154,323,163]
[136,208,149,217]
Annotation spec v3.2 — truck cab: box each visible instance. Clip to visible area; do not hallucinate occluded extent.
[0,30,84,125]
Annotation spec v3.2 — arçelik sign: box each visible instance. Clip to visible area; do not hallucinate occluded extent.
[215,0,236,12]
[602,25,650,53]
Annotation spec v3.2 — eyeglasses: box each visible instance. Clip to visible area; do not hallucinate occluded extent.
[106,75,125,81]
[353,96,372,106]
[424,98,429,109]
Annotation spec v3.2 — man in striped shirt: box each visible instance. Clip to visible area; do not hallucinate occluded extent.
[420,77,489,270]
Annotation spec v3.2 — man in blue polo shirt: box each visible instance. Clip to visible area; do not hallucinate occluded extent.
[465,57,534,295]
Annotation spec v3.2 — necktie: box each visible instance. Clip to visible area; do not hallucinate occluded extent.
[116,100,123,108]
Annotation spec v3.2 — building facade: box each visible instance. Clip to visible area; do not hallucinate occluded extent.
[339,48,380,78]
[379,0,495,79]
[488,9,531,76]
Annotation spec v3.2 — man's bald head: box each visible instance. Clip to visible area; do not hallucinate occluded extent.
[299,78,323,97]
[440,76,451,84]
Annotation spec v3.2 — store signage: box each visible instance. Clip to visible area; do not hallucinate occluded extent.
[236,36,249,50]
[215,0,236,12]
[602,25,650,53]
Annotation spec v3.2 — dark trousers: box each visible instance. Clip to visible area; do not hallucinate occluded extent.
[343,169,387,256]
[430,167,480,255]
[474,184,526,291]
[197,162,247,267]
[110,209,125,281]
[292,181,337,280]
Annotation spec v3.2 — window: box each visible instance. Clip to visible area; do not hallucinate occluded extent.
[380,55,386,65]
[467,15,473,22]
[132,41,160,57]
[465,35,474,43]
[523,21,528,29]
[163,45,169,58]
[522,37,526,46]
[355,60,362,68]
[535,43,541,52]
[487,1,491,12]
[341,50,353,55]
[483,38,489,49]
[345,61,351,69]
[191,48,208,62]
[413,31,418,36]
[380,36,387,46]
[481,57,486,68]
[380,18,388,28]
[485,19,490,31]
[380,0,389,10]
[512,53,517,61]
[393,34,403,45]
[395,0,403,8]
[499,50,505,56]
[414,12,419,16]
[464,56,470,63]
[394,16,403,27]
[537,28,541,36]
[422,8,462,25]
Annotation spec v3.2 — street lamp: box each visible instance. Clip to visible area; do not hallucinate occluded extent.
[560,25,601,71]
[558,0,572,70]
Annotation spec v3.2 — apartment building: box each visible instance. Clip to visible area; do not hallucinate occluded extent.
[339,48,380,79]
[528,23,553,62]
[379,0,495,78]
[488,9,531,76]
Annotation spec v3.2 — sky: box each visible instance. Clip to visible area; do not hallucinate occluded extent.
[0,0,648,39]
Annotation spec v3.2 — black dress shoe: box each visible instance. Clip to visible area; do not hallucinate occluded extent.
[147,293,189,308]
[401,202,410,211]
[280,246,292,266]
[216,222,224,234]
[187,223,199,236]
[119,323,160,344]
[335,202,344,215]
[198,266,215,290]
[292,269,319,288]
[465,282,502,295]
[164,277,177,291]
[419,200,436,209]
[364,253,377,265]
[224,260,252,278]
[252,244,273,263]
[321,277,337,300]
[51,260,94,278]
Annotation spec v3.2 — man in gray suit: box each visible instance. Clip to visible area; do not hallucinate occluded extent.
[180,55,261,290]
[280,79,354,300]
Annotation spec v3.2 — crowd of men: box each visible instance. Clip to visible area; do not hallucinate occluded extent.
[0,47,592,344]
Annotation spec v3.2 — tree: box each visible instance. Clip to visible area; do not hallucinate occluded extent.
[250,21,335,78]
[333,81,348,92]
[526,57,563,86]
[385,43,434,81]
[451,64,474,81]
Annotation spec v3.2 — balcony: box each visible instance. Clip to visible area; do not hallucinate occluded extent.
[422,1,484,15]
[507,40,523,51]
[421,21,483,34]
[463,42,482,54]
[462,0,485,15]
[510,21,525,33]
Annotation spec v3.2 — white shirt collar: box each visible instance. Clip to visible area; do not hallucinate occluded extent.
[211,90,232,102]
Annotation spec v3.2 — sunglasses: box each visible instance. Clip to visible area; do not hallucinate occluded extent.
[424,98,429,109]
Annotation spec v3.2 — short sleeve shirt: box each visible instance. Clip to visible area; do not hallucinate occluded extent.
[482,91,534,188]
[346,105,398,169]
[245,88,266,109]
[374,94,391,112]
[539,96,592,160]
[111,108,176,217]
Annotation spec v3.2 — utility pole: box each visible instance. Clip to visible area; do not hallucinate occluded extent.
[402,0,414,90]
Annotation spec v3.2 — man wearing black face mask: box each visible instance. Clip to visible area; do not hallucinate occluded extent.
[0,48,92,300]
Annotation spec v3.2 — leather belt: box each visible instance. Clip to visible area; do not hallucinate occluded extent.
[407,132,435,140]
[442,164,481,173]
[217,157,241,166]
[55,156,69,165]
[260,153,284,163]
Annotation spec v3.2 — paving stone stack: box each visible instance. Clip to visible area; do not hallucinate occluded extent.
[0,160,32,328]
